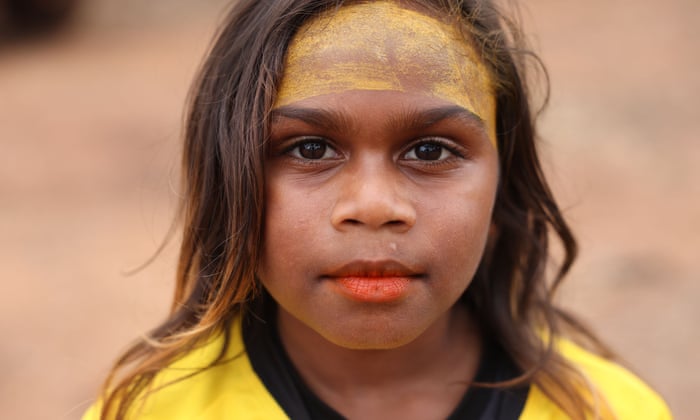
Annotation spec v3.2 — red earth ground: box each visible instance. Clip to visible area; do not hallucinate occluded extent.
[0,0,697,419]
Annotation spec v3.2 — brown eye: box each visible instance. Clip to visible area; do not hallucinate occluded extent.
[288,138,339,160]
[415,143,442,160]
[300,142,326,159]
[404,142,452,161]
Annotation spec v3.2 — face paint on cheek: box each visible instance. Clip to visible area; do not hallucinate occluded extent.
[274,1,498,147]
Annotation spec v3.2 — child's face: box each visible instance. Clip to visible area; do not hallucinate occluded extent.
[258,2,499,349]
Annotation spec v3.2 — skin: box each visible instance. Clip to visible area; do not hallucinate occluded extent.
[274,1,497,146]
[258,2,499,418]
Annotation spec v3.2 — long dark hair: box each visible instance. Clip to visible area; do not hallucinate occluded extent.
[99,1,609,418]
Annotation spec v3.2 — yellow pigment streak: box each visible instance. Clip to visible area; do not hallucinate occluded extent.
[274,1,497,146]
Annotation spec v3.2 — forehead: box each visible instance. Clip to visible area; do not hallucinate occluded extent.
[274,1,495,128]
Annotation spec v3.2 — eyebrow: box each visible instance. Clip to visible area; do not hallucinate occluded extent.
[270,104,485,134]
[271,106,357,134]
[385,105,485,133]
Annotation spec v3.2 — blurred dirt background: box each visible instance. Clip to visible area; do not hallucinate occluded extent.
[0,0,697,419]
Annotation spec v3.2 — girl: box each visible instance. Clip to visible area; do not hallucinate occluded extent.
[84,1,671,419]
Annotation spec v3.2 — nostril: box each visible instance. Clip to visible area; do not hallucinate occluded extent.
[331,189,417,231]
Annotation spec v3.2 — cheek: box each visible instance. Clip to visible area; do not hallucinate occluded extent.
[424,179,497,281]
[433,206,492,270]
[260,181,328,278]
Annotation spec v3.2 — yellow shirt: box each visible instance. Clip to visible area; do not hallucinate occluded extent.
[83,318,671,419]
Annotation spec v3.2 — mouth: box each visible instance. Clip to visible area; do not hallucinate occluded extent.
[324,259,423,278]
[323,260,424,303]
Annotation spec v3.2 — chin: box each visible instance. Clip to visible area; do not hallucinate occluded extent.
[318,318,426,351]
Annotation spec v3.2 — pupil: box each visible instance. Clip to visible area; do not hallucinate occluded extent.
[300,142,325,159]
[416,143,442,160]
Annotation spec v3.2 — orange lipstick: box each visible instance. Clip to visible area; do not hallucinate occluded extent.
[325,259,420,303]
[335,276,410,303]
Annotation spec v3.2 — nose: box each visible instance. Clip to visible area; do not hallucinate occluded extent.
[330,160,416,232]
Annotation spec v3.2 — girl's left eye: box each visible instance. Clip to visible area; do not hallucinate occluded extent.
[403,141,455,161]
[287,138,339,160]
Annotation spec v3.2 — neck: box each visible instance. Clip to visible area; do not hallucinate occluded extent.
[277,303,482,416]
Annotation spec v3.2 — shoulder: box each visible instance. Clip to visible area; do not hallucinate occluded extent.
[520,339,672,420]
[82,317,288,420]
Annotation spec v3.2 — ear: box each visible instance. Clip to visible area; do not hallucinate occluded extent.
[480,221,499,268]
[486,221,499,248]
[488,221,498,237]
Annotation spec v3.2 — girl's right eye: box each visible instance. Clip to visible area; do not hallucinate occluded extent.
[287,138,339,160]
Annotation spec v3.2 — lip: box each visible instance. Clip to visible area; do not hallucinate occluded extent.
[323,260,423,303]
[324,259,423,278]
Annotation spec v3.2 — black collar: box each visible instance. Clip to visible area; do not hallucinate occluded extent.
[243,297,528,420]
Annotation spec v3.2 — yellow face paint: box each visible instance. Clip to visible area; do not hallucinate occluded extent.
[274,1,497,146]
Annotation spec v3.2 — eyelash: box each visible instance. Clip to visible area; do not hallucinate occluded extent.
[281,136,467,164]
[283,137,340,161]
[404,137,466,162]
